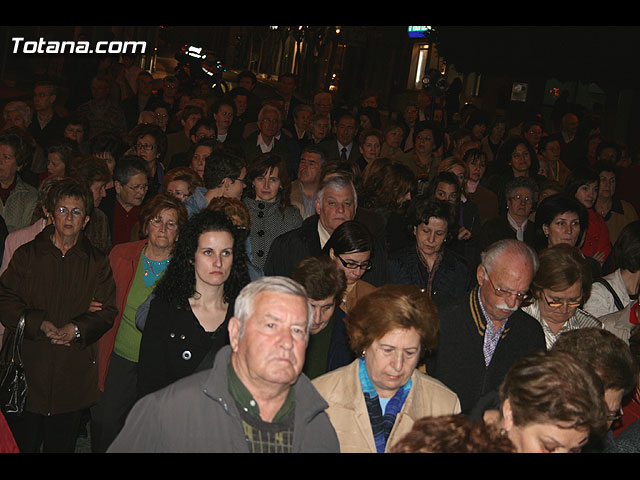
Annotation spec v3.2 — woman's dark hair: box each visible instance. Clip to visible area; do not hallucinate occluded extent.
[553,328,638,396]
[47,143,78,170]
[292,255,347,305]
[357,106,382,130]
[595,140,621,164]
[128,123,168,164]
[0,132,32,168]
[494,136,540,177]
[152,209,250,309]
[322,220,373,257]
[499,349,608,436]
[410,196,457,243]
[244,152,292,216]
[413,120,443,150]
[424,171,462,208]
[533,193,588,252]
[203,149,244,190]
[89,130,127,161]
[68,155,112,186]
[185,138,218,167]
[360,161,416,212]
[564,166,600,199]
[45,177,93,218]
[613,220,640,273]
[137,193,188,239]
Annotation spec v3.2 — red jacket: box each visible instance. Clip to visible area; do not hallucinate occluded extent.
[581,209,611,263]
[97,239,147,391]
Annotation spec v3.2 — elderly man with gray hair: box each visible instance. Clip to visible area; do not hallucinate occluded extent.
[264,173,388,286]
[108,276,340,453]
[424,238,546,414]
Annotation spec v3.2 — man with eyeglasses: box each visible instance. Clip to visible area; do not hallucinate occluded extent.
[425,239,545,413]
[264,174,388,287]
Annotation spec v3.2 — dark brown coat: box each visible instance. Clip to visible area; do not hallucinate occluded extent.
[0,225,117,415]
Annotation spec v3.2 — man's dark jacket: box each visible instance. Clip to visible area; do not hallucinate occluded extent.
[424,286,546,413]
[263,213,388,287]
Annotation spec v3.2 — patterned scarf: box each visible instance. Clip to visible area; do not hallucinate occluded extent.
[358,357,412,453]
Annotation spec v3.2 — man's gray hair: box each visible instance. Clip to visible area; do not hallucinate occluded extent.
[257,104,282,124]
[234,276,312,336]
[316,174,358,209]
[481,239,539,277]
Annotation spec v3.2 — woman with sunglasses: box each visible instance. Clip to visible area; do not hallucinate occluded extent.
[322,220,377,314]
[522,243,601,349]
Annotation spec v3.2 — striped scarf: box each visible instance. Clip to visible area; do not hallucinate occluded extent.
[359,357,412,453]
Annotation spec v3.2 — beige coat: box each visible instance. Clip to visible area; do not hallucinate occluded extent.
[312,358,461,453]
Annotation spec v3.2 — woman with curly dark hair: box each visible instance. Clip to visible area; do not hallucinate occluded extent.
[136,209,250,400]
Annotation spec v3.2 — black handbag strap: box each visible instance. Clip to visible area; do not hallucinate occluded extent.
[596,278,625,311]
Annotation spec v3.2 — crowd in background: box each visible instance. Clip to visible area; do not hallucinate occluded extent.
[0,49,639,454]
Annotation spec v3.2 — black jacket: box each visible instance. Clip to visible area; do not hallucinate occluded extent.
[424,286,546,413]
[387,245,473,307]
[136,295,232,399]
[263,214,388,287]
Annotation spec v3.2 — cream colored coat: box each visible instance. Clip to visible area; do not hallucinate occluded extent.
[312,358,461,453]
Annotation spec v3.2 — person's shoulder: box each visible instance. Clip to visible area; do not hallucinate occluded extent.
[413,369,459,398]
[510,308,546,339]
[109,239,146,260]
[312,359,356,393]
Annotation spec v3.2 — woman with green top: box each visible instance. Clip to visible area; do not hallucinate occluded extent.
[91,193,187,452]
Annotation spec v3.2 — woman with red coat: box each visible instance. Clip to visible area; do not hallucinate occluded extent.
[90,193,187,453]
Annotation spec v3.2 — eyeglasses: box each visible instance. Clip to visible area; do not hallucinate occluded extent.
[336,254,372,271]
[510,194,533,204]
[135,143,156,151]
[541,292,582,309]
[125,183,149,193]
[149,217,178,231]
[483,266,530,302]
[54,206,85,217]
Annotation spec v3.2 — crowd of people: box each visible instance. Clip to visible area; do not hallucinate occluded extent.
[0,51,639,454]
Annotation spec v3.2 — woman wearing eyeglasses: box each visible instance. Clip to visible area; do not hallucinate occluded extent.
[322,220,377,314]
[128,123,168,198]
[522,243,601,349]
[481,176,538,250]
[91,193,187,452]
[0,178,118,452]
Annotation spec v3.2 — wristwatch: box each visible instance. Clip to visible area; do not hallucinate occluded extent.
[73,323,81,341]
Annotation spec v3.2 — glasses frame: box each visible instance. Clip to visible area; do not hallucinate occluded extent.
[541,291,582,309]
[336,254,372,271]
[482,266,531,302]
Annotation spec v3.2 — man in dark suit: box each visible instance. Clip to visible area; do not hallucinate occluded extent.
[241,104,292,169]
[121,71,158,131]
[28,80,66,152]
[319,110,362,167]
[277,73,303,130]
[264,174,387,287]
[424,239,546,414]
